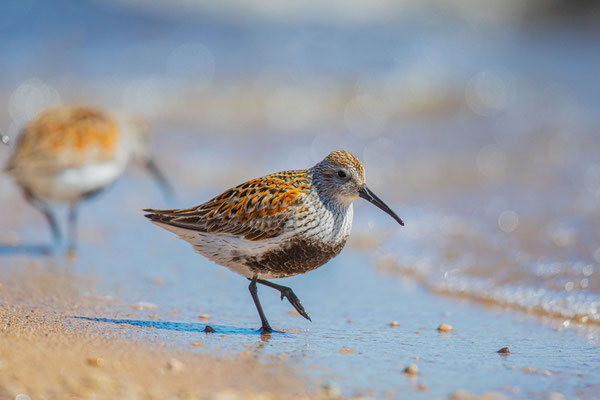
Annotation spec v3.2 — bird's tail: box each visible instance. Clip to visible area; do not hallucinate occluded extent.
[143,207,206,232]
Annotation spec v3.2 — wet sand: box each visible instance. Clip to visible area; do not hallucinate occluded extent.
[0,265,317,400]
[2,241,599,400]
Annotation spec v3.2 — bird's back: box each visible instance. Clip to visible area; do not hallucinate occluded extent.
[6,107,132,202]
[6,107,120,174]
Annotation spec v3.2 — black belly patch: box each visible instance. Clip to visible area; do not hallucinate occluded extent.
[244,238,347,278]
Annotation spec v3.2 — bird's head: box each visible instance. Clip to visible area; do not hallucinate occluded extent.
[115,112,174,200]
[313,150,403,226]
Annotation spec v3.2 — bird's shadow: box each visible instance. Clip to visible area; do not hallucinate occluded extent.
[73,316,290,337]
[0,242,54,256]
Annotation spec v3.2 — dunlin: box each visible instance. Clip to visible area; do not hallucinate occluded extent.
[5,106,172,253]
[144,150,403,333]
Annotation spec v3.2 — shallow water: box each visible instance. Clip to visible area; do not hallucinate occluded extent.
[2,0,600,398]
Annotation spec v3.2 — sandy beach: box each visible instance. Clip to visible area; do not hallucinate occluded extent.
[0,264,317,400]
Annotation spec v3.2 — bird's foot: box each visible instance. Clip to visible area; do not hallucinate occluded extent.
[279,287,311,322]
[259,325,273,335]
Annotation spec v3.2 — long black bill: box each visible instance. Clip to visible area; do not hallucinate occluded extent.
[145,158,175,201]
[358,184,404,226]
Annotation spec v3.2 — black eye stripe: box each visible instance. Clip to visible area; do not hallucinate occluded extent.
[338,170,347,178]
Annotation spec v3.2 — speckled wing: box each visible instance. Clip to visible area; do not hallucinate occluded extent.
[144,170,310,241]
[5,107,119,173]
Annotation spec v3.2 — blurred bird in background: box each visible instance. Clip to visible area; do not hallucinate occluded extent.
[4,106,173,255]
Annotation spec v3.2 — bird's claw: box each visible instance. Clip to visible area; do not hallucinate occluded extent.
[280,287,311,322]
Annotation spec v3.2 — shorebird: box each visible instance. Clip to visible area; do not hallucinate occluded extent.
[4,106,172,253]
[144,150,403,333]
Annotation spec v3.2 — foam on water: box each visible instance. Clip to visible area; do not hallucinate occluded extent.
[375,202,600,327]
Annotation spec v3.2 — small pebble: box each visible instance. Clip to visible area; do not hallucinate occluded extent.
[339,348,355,354]
[66,250,77,263]
[166,358,184,373]
[497,347,510,355]
[321,383,341,398]
[190,341,204,347]
[204,325,215,333]
[417,383,428,391]
[152,277,165,285]
[198,314,210,320]
[389,321,399,327]
[403,364,418,376]
[437,323,453,332]
[130,301,157,310]
[549,392,565,400]
[86,357,105,367]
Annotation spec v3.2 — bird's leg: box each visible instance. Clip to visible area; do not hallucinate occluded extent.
[66,203,79,256]
[248,276,273,334]
[23,189,61,247]
[256,279,311,322]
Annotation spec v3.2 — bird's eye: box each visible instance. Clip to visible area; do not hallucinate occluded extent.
[338,170,347,178]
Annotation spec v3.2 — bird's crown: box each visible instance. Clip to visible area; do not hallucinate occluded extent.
[324,150,365,181]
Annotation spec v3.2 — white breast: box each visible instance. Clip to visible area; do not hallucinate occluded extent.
[12,135,132,203]
[151,221,288,278]
[293,195,354,246]
[14,158,128,203]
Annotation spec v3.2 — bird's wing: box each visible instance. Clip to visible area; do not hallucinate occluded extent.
[144,170,310,241]
[5,107,119,173]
